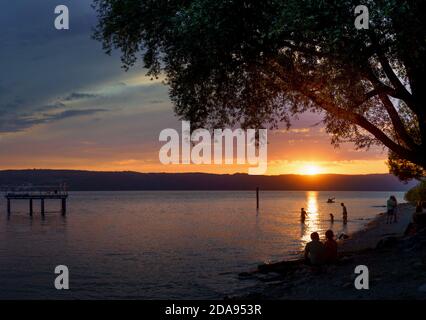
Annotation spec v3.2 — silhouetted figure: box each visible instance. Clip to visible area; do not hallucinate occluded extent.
[414,202,426,226]
[341,203,348,225]
[304,232,325,266]
[300,208,308,224]
[338,233,349,240]
[324,230,338,264]
[416,202,423,213]
[391,195,398,223]
[386,196,397,224]
[329,213,334,223]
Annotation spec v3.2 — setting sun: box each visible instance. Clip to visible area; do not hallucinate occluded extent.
[300,164,321,175]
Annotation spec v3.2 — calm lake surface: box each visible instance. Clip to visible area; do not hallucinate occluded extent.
[0,191,404,299]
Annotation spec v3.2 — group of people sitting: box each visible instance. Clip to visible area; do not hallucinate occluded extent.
[303,196,401,267]
[304,230,338,267]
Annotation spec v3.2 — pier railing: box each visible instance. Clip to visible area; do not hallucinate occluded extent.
[3,185,68,217]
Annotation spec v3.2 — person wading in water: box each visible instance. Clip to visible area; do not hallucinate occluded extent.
[341,203,348,225]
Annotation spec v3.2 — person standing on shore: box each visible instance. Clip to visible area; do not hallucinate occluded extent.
[391,195,398,223]
[341,203,348,225]
[387,196,397,224]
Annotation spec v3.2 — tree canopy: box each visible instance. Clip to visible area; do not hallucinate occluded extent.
[93,0,426,180]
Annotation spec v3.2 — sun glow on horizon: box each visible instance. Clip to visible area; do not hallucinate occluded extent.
[299,164,322,175]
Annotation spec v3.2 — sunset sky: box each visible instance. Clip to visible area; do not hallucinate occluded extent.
[0,0,389,175]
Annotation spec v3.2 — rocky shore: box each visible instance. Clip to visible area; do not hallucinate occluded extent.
[235,203,426,299]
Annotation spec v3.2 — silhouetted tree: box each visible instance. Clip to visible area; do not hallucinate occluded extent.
[94,0,426,180]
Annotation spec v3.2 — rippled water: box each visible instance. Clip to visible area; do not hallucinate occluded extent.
[0,191,404,299]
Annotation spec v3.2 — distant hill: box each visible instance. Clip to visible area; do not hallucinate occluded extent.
[0,170,418,191]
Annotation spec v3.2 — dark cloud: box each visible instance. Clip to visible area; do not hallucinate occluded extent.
[34,102,66,112]
[54,108,106,119]
[62,92,100,102]
[0,99,27,117]
[0,1,123,117]
[0,108,107,133]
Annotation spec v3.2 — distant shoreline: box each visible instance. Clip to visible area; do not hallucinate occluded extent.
[0,170,416,191]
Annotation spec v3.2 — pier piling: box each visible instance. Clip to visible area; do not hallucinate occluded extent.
[41,199,45,217]
[61,198,66,216]
[4,185,68,217]
[256,187,259,210]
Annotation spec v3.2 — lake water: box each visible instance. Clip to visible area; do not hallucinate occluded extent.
[0,190,404,299]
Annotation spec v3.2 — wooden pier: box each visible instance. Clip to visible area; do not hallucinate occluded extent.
[4,186,68,217]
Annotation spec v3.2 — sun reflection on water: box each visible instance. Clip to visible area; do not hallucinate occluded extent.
[301,191,320,245]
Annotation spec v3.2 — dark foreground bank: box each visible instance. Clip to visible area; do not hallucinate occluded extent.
[236,204,426,299]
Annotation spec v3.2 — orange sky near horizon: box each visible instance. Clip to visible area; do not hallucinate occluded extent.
[0,91,390,176]
[0,97,390,176]
[0,127,389,176]
[0,114,390,175]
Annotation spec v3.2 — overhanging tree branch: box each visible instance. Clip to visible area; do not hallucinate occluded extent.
[306,92,420,165]
[377,53,416,109]
[378,93,418,150]
[368,31,416,111]
[360,67,417,149]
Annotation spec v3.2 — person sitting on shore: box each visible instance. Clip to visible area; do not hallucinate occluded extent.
[416,202,423,213]
[304,232,325,266]
[300,208,308,224]
[413,202,426,226]
[324,230,338,264]
[341,203,348,225]
[386,196,397,224]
